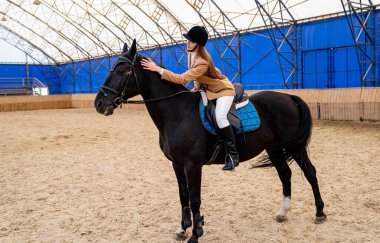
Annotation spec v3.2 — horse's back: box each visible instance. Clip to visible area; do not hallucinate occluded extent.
[249,90,310,142]
[250,91,300,117]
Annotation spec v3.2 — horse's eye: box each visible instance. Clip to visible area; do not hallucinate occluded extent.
[116,69,125,74]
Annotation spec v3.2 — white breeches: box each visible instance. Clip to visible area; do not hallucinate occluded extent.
[215,95,234,129]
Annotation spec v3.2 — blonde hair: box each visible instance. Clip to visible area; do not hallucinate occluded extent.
[197,45,221,79]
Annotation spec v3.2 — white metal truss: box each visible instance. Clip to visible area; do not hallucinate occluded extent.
[256,0,298,88]
[0,23,56,64]
[341,0,377,86]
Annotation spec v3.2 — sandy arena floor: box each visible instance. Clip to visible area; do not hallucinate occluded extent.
[0,108,379,242]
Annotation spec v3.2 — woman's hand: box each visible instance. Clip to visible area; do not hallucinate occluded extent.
[141,59,162,73]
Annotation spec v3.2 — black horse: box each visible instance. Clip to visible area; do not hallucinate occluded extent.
[95,40,326,242]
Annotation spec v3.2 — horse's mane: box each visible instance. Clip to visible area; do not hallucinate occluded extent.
[136,54,193,93]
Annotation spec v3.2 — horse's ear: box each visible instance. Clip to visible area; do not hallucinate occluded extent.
[122,43,128,53]
[128,39,137,58]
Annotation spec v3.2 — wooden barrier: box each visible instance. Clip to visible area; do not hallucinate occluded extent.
[0,95,71,112]
[247,88,380,121]
[0,88,379,121]
[360,88,380,121]
[317,88,362,121]
[246,89,322,119]
[70,94,96,108]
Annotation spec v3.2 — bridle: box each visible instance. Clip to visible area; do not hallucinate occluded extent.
[99,55,138,108]
[99,55,192,108]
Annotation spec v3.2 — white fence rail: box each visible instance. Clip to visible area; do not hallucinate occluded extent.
[0,77,49,96]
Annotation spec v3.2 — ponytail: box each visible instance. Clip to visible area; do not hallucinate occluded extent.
[197,45,221,79]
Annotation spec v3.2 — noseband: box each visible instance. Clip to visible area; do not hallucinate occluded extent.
[99,56,138,108]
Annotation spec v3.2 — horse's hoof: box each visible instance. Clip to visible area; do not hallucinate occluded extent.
[315,214,327,224]
[276,215,288,223]
[187,235,199,243]
[175,226,188,241]
[174,232,188,241]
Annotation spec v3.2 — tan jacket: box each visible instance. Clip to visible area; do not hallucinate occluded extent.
[161,54,235,100]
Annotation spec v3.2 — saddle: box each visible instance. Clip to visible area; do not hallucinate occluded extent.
[200,83,250,134]
[199,83,260,164]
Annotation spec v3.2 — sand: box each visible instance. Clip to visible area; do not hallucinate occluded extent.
[1,108,379,242]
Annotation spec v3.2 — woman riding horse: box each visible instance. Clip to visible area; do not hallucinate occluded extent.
[141,26,239,171]
[95,38,327,243]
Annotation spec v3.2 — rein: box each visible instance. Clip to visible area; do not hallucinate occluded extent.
[126,90,192,104]
[100,55,192,107]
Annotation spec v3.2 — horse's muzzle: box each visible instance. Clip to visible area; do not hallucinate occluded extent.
[103,105,114,116]
[95,98,114,116]
[95,98,103,112]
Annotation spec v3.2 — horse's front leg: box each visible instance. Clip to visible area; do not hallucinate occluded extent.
[184,163,204,243]
[172,163,192,239]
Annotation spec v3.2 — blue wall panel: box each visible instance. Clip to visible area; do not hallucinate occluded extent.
[0,64,27,77]
[59,56,115,94]
[302,16,354,51]
[91,57,113,93]
[302,50,329,88]
[161,44,187,75]
[240,31,284,89]
[334,47,361,87]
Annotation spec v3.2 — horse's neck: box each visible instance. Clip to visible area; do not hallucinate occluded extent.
[141,73,196,131]
[141,73,186,100]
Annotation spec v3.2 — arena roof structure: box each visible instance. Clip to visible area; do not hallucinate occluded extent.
[1,0,378,64]
[1,0,380,94]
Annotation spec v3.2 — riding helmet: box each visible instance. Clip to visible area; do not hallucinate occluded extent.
[183,26,208,46]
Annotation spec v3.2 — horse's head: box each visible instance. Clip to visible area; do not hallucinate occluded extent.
[95,40,140,116]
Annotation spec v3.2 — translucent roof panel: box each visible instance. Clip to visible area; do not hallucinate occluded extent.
[0,0,379,64]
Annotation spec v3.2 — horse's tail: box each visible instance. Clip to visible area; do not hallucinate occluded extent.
[284,95,313,155]
[252,95,312,168]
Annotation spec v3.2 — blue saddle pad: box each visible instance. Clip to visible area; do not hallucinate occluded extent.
[200,101,260,135]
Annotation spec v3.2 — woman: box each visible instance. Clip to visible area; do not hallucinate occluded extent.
[141,26,239,171]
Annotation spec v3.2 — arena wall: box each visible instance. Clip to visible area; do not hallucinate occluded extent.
[247,88,380,121]
[0,95,71,112]
[1,88,379,121]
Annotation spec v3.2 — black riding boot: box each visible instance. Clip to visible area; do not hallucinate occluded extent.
[220,125,240,171]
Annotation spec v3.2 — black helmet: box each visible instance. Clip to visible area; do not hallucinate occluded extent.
[183,26,208,46]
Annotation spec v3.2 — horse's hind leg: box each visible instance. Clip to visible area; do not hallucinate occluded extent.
[267,147,292,222]
[293,149,326,224]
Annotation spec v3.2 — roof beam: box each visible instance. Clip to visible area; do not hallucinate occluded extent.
[0,10,69,63]
[39,1,112,57]
[0,23,57,64]
[4,0,90,62]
